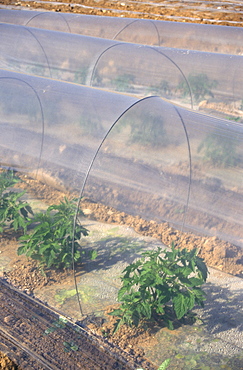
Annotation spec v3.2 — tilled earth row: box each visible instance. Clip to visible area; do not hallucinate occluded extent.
[0,0,243,26]
[0,279,151,370]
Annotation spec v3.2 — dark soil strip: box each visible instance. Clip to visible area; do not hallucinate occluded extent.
[0,279,146,370]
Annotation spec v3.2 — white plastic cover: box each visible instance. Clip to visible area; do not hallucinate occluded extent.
[0,9,242,54]
[0,69,242,249]
[1,23,243,121]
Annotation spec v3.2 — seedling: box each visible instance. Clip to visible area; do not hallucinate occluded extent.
[110,244,208,333]
[130,112,167,147]
[63,341,79,352]
[74,67,88,85]
[226,116,241,122]
[80,116,104,137]
[112,73,135,93]
[44,317,68,335]
[137,358,171,370]
[197,130,239,167]
[17,197,93,269]
[0,169,20,194]
[0,170,33,233]
[148,80,171,97]
[178,73,218,103]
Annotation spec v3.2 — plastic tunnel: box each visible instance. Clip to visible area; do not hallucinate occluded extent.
[0,11,243,369]
[0,70,138,190]
[79,96,243,249]
[1,23,243,121]
[0,68,242,270]
[0,9,243,54]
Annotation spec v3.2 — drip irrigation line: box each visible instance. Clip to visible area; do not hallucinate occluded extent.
[0,329,55,370]
[1,280,137,370]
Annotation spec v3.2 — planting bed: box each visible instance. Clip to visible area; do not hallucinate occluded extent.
[0,278,150,370]
[0,174,242,369]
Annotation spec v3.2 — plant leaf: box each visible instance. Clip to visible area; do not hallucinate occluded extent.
[195,257,208,281]
[158,358,171,370]
[172,294,187,320]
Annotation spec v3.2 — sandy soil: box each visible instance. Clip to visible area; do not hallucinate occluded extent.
[0,0,243,27]
[0,172,242,369]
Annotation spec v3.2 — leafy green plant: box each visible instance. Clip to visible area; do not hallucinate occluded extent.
[80,116,105,137]
[0,170,33,233]
[226,116,241,122]
[74,67,88,85]
[130,112,168,147]
[112,73,135,93]
[0,169,20,194]
[63,341,79,352]
[148,80,171,97]
[178,73,218,103]
[109,244,208,333]
[44,317,68,335]
[197,130,239,167]
[17,197,92,269]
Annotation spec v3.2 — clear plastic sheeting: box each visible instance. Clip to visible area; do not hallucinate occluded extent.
[81,97,243,249]
[0,8,72,32]
[0,23,114,81]
[79,97,191,232]
[0,69,242,250]
[0,68,243,368]
[89,44,243,119]
[0,76,44,175]
[0,69,138,192]
[0,9,243,54]
[1,23,243,121]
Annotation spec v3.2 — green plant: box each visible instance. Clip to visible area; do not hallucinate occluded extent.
[112,73,135,93]
[130,112,167,147]
[63,341,79,352]
[74,67,88,85]
[17,197,92,269]
[137,358,171,370]
[197,130,239,167]
[239,99,243,111]
[80,116,105,137]
[109,244,208,333]
[148,80,171,97]
[226,116,241,122]
[0,169,20,194]
[0,170,33,233]
[178,73,218,103]
[44,317,68,335]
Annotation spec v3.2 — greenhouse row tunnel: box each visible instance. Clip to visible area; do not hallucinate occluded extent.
[0,10,243,369]
[0,8,243,55]
[1,22,243,121]
[0,69,242,248]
